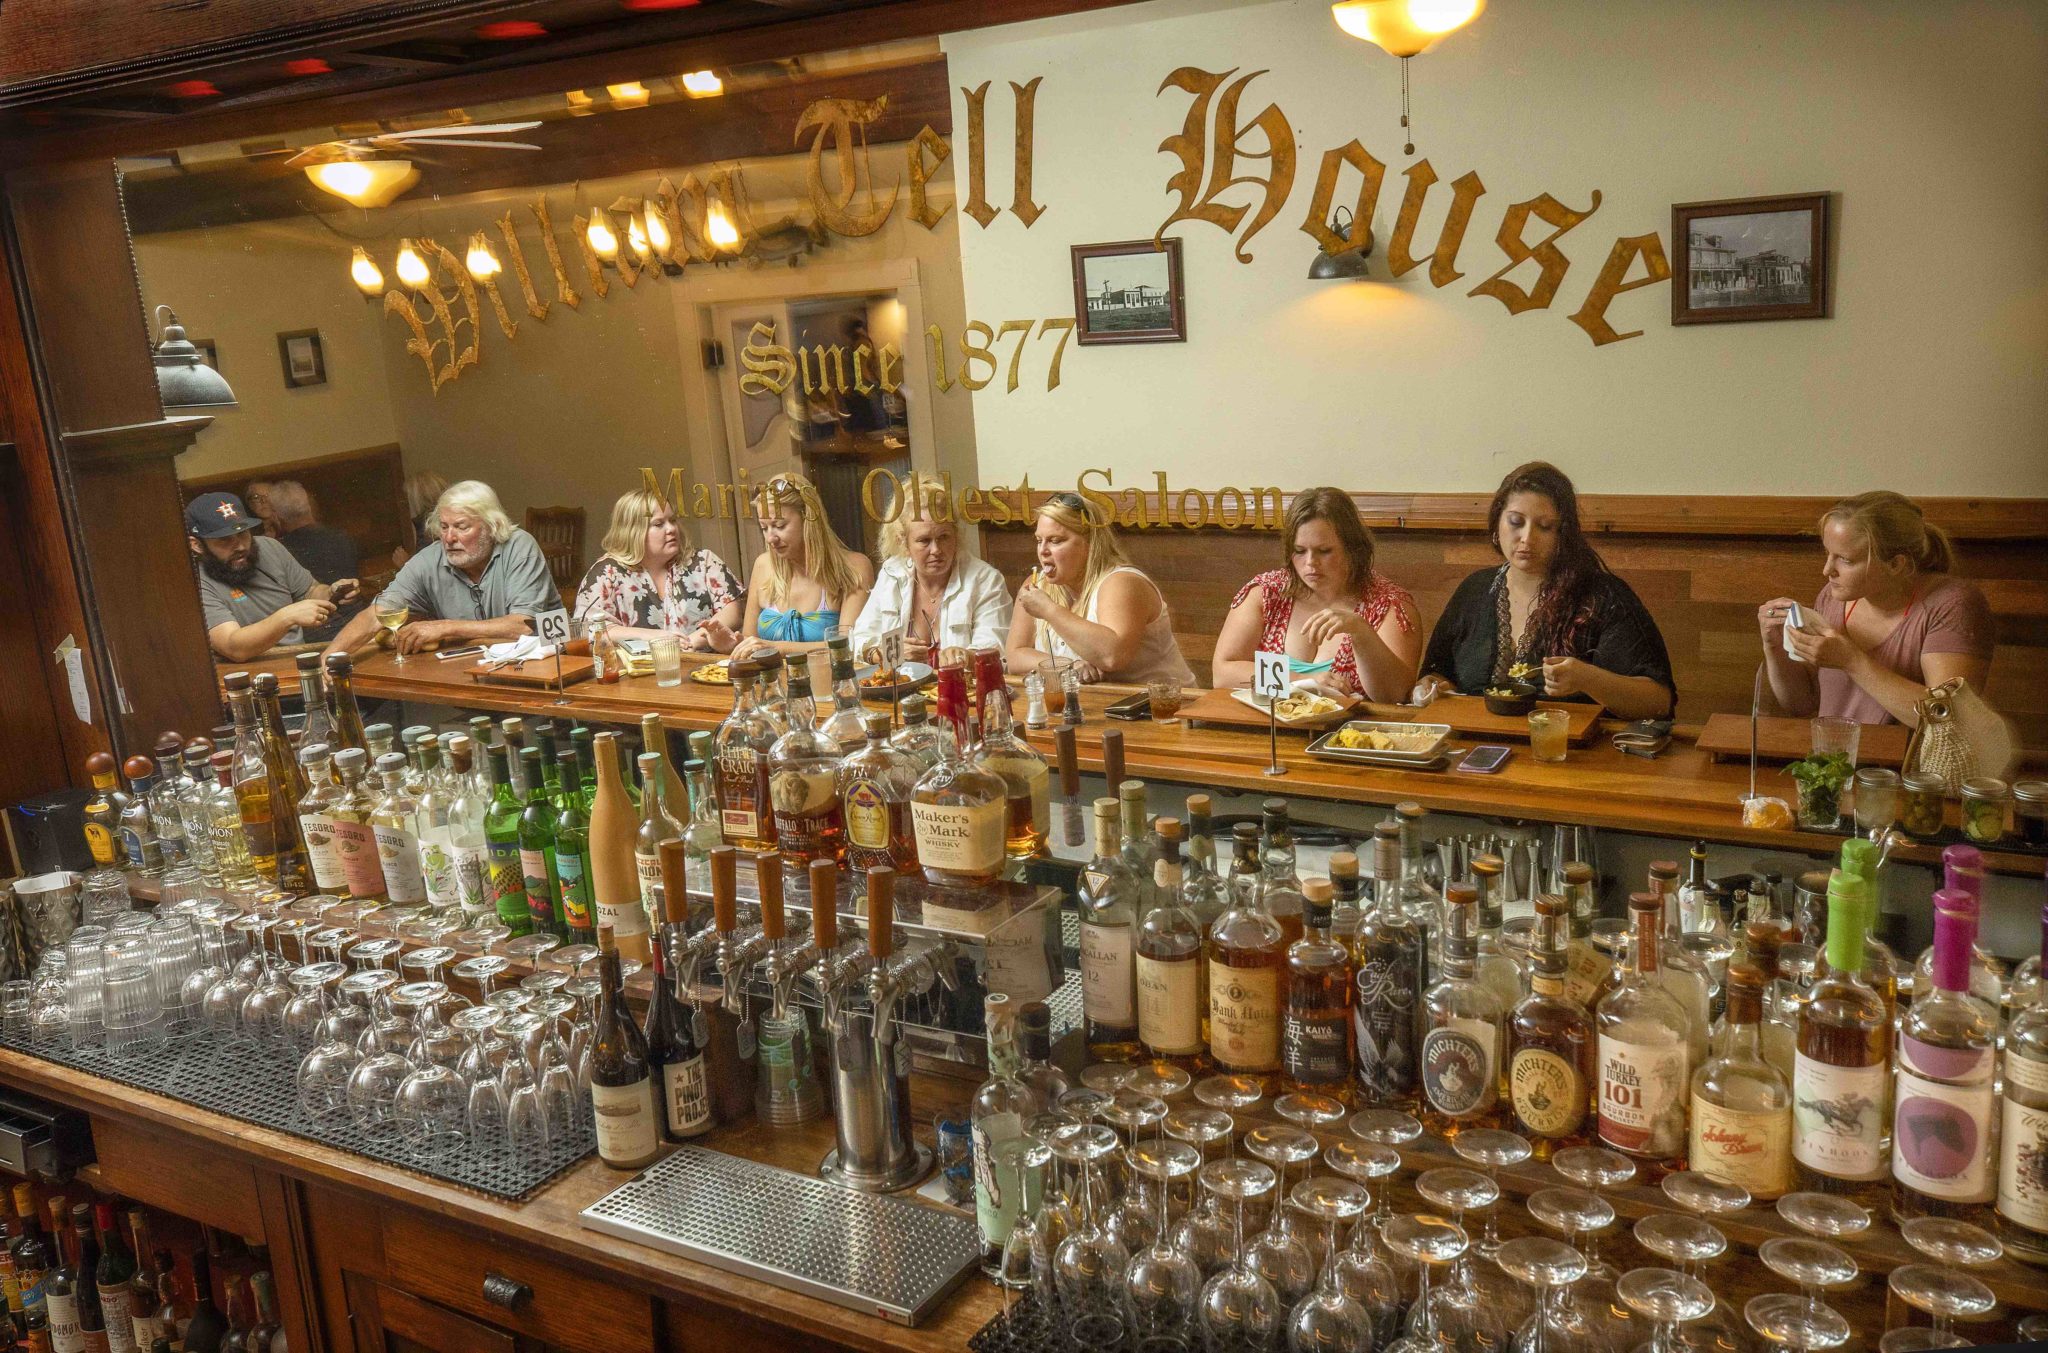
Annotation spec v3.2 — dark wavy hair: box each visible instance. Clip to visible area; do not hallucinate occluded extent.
[1487,462,1609,658]
[1282,487,1377,599]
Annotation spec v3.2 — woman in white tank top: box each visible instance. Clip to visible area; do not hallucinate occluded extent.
[1004,491,1196,686]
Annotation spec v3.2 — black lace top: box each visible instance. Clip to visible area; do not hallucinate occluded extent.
[1421,565,1677,706]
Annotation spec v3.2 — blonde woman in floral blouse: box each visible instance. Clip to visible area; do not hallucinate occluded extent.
[574,488,744,652]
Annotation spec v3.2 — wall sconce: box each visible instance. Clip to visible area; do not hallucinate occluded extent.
[585,210,620,262]
[1308,206,1373,279]
[626,217,652,262]
[349,246,386,296]
[152,305,238,410]
[680,70,723,98]
[705,202,740,252]
[565,89,597,116]
[464,232,502,281]
[644,202,672,259]
[606,81,651,109]
[394,239,430,288]
[305,158,419,208]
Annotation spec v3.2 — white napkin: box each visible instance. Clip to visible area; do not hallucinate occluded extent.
[480,635,557,664]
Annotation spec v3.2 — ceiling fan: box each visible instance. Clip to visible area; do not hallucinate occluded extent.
[279,121,543,207]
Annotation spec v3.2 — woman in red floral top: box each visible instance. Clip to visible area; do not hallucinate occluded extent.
[1211,487,1422,700]
[574,488,744,651]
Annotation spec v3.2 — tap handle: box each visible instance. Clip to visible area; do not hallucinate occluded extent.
[809,860,838,950]
[867,866,896,961]
[658,839,692,927]
[711,845,737,934]
[757,851,785,942]
[1055,724,1079,796]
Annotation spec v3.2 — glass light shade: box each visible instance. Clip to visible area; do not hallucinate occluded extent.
[1331,0,1484,56]
[394,240,430,288]
[644,204,672,256]
[586,213,620,261]
[349,247,385,296]
[152,308,237,410]
[464,235,501,280]
[705,203,740,250]
[680,70,723,98]
[305,159,419,208]
[606,81,651,108]
[626,218,651,260]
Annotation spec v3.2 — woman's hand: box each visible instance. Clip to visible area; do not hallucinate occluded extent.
[681,625,713,653]
[1758,597,1798,645]
[729,634,768,663]
[697,618,737,654]
[1071,659,1104,684]
[1015,579,1057,621]
[1542,655,1590,698]
[902,636,934,666]
[1783,614,1858,670]
[1306,673,1353,701]
[1299,606,1367,649]
[935,644,972,670]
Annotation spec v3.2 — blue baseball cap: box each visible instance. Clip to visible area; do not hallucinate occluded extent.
[186,492,263,539]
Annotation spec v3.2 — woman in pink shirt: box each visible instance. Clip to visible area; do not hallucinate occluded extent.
[1758,491,1993,725]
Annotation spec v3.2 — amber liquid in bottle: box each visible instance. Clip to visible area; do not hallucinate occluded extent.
[1208,822,1286,1090]
[1510,919,1597,1162]
[1283,878,1354,1103]
[1135,818,1207,1072]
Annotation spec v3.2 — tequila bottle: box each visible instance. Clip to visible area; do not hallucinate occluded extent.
[295,744,350,897]
[329,748,387,905]
[438,735,493,919]
[147,734,188,868]
[174,739,219,881]
[294,652,335,766]
[119,756,164,876]
[80,751,125,871]
[223,673,280,882]
[1078,798,1141,1062]
[413,737,465,913]
[1421,883,1507,1138]
[1596,892,1691,1173]
[203,750,259,888]
[370,752,428,906]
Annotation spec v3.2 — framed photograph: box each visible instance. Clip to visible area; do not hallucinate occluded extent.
[277,328,327,387]
[1072,239,1186,345]
[1672,192,1831,325]
[192,338,219,373]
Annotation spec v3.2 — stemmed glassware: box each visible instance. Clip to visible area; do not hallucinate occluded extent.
[1274,1092,1349,1130]
[452,1005,509,1149]
[1321,1141,1405,1344]
[1194,1073,1266,1115]
[1197,1157,1281,1353]
[1746,1236,1858,1350]
[454,953,512,1001]
[1552,1146,1636,1280]
[997,1139,1058,1310]
[1080,1061,1136,1095]
[1382,1214,1472,1353]
[1646,1171,1752,1352]
[1121,1138,1203,1350]
[1618,1267,1716,1353]
[1164,1109,1237,1277]
[1879,1219,2001,1351]
[1348,1108,1423,1234]
[529,992,582,1136]
[1102,1093,1170,1254]
[1286,1176,1373,1353]
[1497,1235,1595,1353]
[1416,1167,1511,1349]
[282,961,346,1056]
[499,1009,552,1155]
[1126,1062,1193,1102]
[1051,1122,1131,1344]
[393,984,468,1162]
[1527,1186,1626,1349]
[1243,1125,1320,1301]
[1455,1128,1533,1258]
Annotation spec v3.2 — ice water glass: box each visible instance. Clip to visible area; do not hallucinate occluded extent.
[650,633,684,687]
[99,933,165,1061]
[64,925,109,1050]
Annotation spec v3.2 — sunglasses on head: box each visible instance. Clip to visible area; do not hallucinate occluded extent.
[1046,491,1086,511]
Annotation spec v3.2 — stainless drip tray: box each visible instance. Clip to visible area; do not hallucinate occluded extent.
[581,1144,980,1326]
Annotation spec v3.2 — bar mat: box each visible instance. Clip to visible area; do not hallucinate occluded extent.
[0,1029,592,1202]
[968,1289,1065,1352]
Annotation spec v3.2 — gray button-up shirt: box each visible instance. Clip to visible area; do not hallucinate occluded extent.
[197,536,316,642]
[377,527,559,624]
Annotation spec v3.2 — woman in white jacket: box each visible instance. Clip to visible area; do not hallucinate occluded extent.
[851,473,1013,668]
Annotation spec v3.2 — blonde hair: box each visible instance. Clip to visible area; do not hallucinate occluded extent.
[435,480,516,545]
[600,488,687,569]
[876,473,957,561]
[403,471,448,520]
[1033,493,1133,614]
[1821,490,1955,575]
[756,471,864,609]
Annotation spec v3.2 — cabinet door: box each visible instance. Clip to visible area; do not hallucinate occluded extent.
[343,1270,518,1353]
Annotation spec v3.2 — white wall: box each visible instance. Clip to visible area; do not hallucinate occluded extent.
[944,0,2048,497]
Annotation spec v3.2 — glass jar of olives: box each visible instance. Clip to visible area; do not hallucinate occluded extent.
[1900,772,1948,839]
[1959,777,2011,846]
[2014,780,2048,848]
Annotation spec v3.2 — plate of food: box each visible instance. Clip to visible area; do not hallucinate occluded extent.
[1229,684,1360,727]
[1306,720,1454,766]
[857,661,936,699]
[688,659,734,686]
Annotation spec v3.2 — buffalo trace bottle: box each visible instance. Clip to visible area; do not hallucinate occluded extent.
[1892,889,1997,1223]
[1792,871,1892,1206]
[1136,817,1207,1071]
[908,664,1006,891]
[1689,962,1793,1201]
[837,712,919,876]
[1998,895,2048,1264]
[766,667,847,876]
[1078,797,1141,1062]
[1420,884,1506,1139]
[1352,821,1424,1111]
[1509,898,1595,1159]
[588,926,660,1170]
[714,659,779,851]
[1596,892,1691,1174]
[1208,823,1287,1092]
[1283,878,1354,1102]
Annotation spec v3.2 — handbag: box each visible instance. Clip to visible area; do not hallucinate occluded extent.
[1902,677,2016,793]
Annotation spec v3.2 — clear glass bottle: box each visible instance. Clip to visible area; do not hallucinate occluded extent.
[634,752,684,927]
[1911,845,2008,1019]
[1186,793,1220,881]
[974,687,1049,860]
[1690,961,1793,1200]
[1997,895,2048,1264]
[837,712,918,876]
[413,738,464,913]
[1420,883,1507,1139]
[766,666,846,877]
[970,993,1044,1275]
[1136,816,1206,1070]
[1596,892,1691,1173]
[119,755,165,877]
[1893,888,1997,1223]
[1116,779,1155,903]
[1258,799,1306,947]
[1352,820,1424,1111]
[369,752,428,906]
[1510,932,1595,1160]
[678,758,723,921]
[1831,837,1902,1018]
[1078,797,1141,1062]
[173,741,219,882]
[223,673,280,883]
[1016,1001,1071,1107]
[714,658,779,851]
[294,652,335,766]
[886,692,943,774]
[1648,860,1711,1071]
[1208,823,1287,1091]
[295,744,350,897]
[147,734,189,869]
[398,726,435,798]
[909,665,1006,892]
[1558,861,1612,1008]
[1284,877,1354,1102]
[440,736,492,921]
[820,636,867,753]
[1469,855,1524,1011]
[203,750,259,889]
[323,652,369,754]
[1393,802,1442,972]
[1793,871,1893,1206]
[252,674,309,892]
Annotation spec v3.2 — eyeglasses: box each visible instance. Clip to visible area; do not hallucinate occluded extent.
[1045,491,1086,511]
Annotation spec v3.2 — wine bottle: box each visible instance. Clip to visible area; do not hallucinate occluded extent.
[179,1247,227,1353]
[41,1197,75,1353]
[13,1184,49,1327]
[516,747,563,938]
[648,840,714,1142]
[588,732,652,962]
[482,744,533,937]
[91,1205,134,1353]
[588,926,660,1169]
[634,752,684,928]
[68,1205,106,1353]
[552,750,597,946]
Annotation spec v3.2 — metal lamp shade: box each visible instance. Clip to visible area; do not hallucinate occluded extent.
[152,312,237,410]
[1308,247,1372,280]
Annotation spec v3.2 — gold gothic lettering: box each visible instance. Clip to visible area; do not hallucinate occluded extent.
[1155,67,1297,263]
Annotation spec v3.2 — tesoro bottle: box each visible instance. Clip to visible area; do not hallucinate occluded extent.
[587,925,660,1169]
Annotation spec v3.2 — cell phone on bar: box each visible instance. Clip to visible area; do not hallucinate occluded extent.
[436,646,486,661]
[1104,692,1153,721]
[1456,744,1512,774]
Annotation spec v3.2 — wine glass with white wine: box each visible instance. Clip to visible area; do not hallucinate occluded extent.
[375,601,412,663]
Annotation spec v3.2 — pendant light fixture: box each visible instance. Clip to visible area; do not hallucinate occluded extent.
[349,246,386,296]
[1308,206,1373,279]
[305,158,419,208]
[151,306,237,410]
[1331,0,1485,154]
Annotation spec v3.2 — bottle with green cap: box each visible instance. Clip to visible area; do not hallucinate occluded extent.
[1832,836,1902,1016]
[1792,869,1893,1204]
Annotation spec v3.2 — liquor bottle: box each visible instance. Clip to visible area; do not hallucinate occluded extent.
[516,747,563,938]
[587,733,649,961]
[397,727,434,797]
[482,745,533,936]
[714,658,778,850]
[886,693,943,773]
[91,1205,133,1353]
[180,1248,226,1353]
[293,652,334,768]
[436,735,492,920]
[820,637,867,753]
[909,665,1006,891]
[197,751,254,889]
[146,1246,178,1350]
[1017,1000,1071,1105]
[1208,822,1286,1088]
[1744,919,1798,1085]
[1509,897,1594,1159]
[124,1221,155,1353]
[751,855,824,1124]
[1469,854,1524,1011]
[174,741,220,882]
[551,750,597,947]
[588,926,661,1169]
[1115,779,1153,897]
[322,653,369,753]
[1596,892,1691,1172]
[1136,816,1207,1069]
[1998,896,2048,1264]
[570,725,598,804]
[1558,862,1612,1007]
[1690,962,1793,1200]
[766,666,847,876]
[252,674,307,803]
[362,723,397,767]
[1328,850,1364,954]
[222,674,281,883]
[837,712,918,875]
[2,1212,20,1341]
[970,993,1044,1275]
[1186,792,1218,875]
[1257,800,1306,947]
[1420,884,1506,1138]
[639,715,687,828]
[1284,878,1354,1101]
[1831,837,1902,1016]
[532,721,563,796]
[368,752,428,905]
[14,1184,49,1327]
[500,718,528,794]
[1078,797,1141,1062]
[251,674,309,891]
[1893,888,1997,1223]
[1648,860,1711,1070]
[634,752,685,931]
[41,1197,75,1353]
[411,738,462,912]
[119,755,165,877]
[244,1271,280,1353]
[974,687,1049,860]
[649,841,713,1142]
[1913,845,2009,1016]
[1353,820,1424,1111]
[1793,871,1892,1203]
[293,744,350,897]
[81,754,125,871]
[68,1205,106,1353]
[148,734,189,868]
[678,758,723,917]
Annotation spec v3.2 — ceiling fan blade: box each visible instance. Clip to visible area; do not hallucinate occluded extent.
[391,138,543,150]
[379,120,543,139]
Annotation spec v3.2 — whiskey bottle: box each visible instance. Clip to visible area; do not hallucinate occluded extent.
[1186,793,1219,878]
[820,636,868,753]
[908,665,1006,891]
[1353,821,1424,1110]
[369,752,429,905]
[586,734,649,960]
[974,687,1049,860]
[648,842,713,1142]
[633,752,685,931]
[516,747,564,938]
[1078,797,1141,1062]
[1743,920,1798,1085]
[119,755,165,877]
[1327,850,1364,954]
[837,712,918,875]
[714,659,779,851]
[1793,871,1892,1203]
[1115,779,1154,902]
[1420,883,1507,1138]
[1258,799,1306,947]
[1284,878,1354,1102]
[294,745,349,896]
[886,693,943,774]
[1469,854,1525,1011]
[1830,837,1902,1017]
[1559,862,1613,1007]
[766,666,847,876]
[481,744,533,936]
[222,674,280,880]
[251,673,309,891]
[588,926,660,1170]
[552,750,598,946]
[1690,962,1793,1200]
[1183,796,1228,931]
[1208,823,1287,1090]
[1136,816,1206,1070]
[1647,860,1711,1070]
[1892,888,1997,1223]
[1596,892,1691,1173]
[322,652,369,753]
[1510,921,1595,1159]
[293,652,334,768]
[1997,896,2048,1264]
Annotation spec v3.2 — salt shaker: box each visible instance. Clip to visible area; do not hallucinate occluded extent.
[1023,670,1048,729]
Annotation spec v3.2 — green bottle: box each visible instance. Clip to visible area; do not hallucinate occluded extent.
[484,745,533,937]
[534,722,563,795]
[553,749,596,945]
[570,726,599,803]
[517,747,563,937]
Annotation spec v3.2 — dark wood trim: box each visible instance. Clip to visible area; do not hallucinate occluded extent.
[61,414,214,465]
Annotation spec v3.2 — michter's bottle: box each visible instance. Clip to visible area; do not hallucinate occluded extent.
[1892,888,1997,1223]
[1792,871,1892,1206]
[1078,797,1141,1062]
[1420,883,1507,1139]
[1351,821,1424,1110]
[1510,897,1595,1159]
[1596,892,1691,1173]
[1997,896,2048,1263]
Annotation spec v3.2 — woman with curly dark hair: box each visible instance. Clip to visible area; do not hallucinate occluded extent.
[1419,462,1675,719]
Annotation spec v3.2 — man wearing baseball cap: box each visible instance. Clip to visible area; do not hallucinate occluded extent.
[188,491,358,661]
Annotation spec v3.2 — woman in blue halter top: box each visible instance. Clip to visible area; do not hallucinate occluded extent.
[718,471,874,661]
